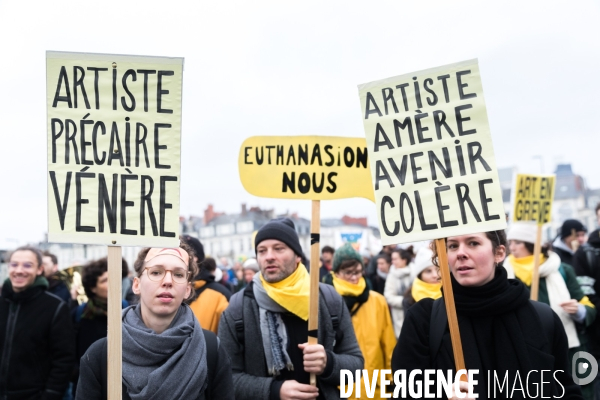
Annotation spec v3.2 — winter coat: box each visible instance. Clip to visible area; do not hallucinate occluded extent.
[76,333,234,400]
[190,270,232,334]
[346,291,396,400]
[383,266,412,337]
[71,299,128,397]
[392,267,583,400]
[0,276,75,400]
[572,229,600,358]
[218,282,364,400]
[553,237,576,267]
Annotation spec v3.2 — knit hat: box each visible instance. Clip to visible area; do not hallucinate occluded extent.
[254,217,304,258]
[560,219,587,239]
[243,258,259,272]
[412,246,435,280]
[332,243,363,272]
[182,235,205,262]
[506,222,537,244]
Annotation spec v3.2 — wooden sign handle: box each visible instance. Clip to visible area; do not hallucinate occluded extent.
[107,246,123,399]
[308,200,321,386]
[530,225,543,301]
[435,238,467,377]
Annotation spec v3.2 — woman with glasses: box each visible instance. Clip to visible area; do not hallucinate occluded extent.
[323,243,396,399]
[76,242,234,400]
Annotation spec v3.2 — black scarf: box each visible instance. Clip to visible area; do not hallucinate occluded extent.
[322,274,370,316]
[443,267,548,399]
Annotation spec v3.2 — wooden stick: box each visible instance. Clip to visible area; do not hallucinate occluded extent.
[107,246,122,399]
[308,200,321,386]
[435,238,467,377]
[530,225,543,301]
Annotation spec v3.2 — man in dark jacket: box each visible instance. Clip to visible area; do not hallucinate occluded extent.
[41,251,72,305]
[573,229,600,356]
[218,218,363,400]
[0,246,75,399]
[553,219,588,267]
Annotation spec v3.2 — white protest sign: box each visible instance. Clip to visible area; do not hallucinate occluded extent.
[358,59,506,245]
[46,51,183,247]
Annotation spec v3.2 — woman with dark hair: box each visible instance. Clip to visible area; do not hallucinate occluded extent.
[369,253,391,295]
[76,243,234,399]
[392,231,583,399]
[71,257,128,397]
[384,246,415,336]
[505,222,595,399]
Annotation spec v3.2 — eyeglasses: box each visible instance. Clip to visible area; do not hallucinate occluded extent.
[9,262,36,269]
[340,269,363,278]
[144,266,190,284]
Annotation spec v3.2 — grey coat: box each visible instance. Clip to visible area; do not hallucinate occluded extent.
[218,283,364,400]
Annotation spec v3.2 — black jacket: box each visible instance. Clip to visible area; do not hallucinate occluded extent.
[0,277,75,400]
[572,229,600,358]
[392,268,582,400]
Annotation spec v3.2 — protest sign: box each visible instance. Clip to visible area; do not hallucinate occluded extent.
[239,134,373,386]
[358,59,506,376]
[511,173,556,300]
[46,51,183,247]
[239,135,375,201]
[512,174,555,225]
[358,59,506,245]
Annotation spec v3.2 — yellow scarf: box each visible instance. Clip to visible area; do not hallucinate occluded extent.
[260,263,310,320]
[331,273,367,297]
[508,254,547,287]
[411,277,442,302]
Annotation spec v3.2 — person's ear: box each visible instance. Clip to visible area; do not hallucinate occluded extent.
[185,283,192,299]
[494,245,507,264]
[37,266,44,276]
[296,255,302,265]
[132,277,141,295]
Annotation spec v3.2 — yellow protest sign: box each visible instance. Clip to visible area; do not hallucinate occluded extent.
[238,136,375,201]
[512,174,555,225]
[358,59,506,245]
[46,51,183,247]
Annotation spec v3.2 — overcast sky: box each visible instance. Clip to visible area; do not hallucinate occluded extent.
[1,0,598,246]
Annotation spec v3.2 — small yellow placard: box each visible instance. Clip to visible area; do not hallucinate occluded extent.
[238,136,375,201]
[512,174,555,225]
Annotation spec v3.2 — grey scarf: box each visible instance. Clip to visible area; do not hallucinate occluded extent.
[252,273,294,376]
[122,304,207,399]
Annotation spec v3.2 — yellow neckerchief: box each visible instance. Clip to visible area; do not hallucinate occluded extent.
[331,272,366,297]
[508,254,547,287]
[260,263,310,320]
[411,277,442,302]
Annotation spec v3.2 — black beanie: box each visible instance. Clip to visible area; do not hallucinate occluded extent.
[560,219,587,239]
[255,218,304,258]
[182,235,205,262]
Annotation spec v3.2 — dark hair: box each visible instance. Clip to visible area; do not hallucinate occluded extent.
[198,257,217,273]
[82,257,108,299]
[321,246,335,255]
[133,241,198,283]
[42,251,58,266]
[392,246,415,263]
[337,259,361,272]
[596,203,600,214]
[432,230,507,268]
[9,246,43,268]
[121,258,130,279]
[522,242,550,258]
[377,253,391,265]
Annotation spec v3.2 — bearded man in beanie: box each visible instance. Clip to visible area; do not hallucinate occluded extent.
[323,243,396,400]
[218,218,363,400]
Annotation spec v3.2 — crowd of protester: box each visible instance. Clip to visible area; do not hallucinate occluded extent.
[1,203,600,399]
